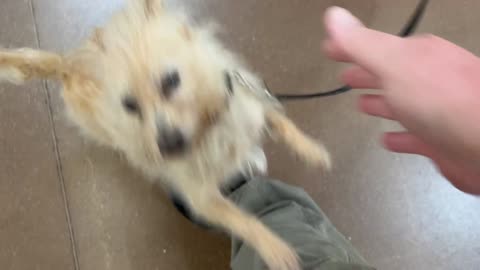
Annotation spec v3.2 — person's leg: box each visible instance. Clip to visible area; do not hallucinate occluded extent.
[228,178,375,270]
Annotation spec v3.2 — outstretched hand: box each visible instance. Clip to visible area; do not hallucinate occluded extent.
[323,7,480,194]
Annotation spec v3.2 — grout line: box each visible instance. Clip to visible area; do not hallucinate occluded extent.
[28,1,80,270]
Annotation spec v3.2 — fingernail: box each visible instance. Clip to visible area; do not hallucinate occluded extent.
[326,6,362,34]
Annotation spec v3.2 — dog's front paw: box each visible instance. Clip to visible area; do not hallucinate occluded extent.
[261,237,301,270]
[301,142,331,170]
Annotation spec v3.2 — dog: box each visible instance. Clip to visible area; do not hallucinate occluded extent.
[0,1,330,269]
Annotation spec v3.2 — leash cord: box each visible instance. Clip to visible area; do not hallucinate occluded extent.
[275,0,430,101]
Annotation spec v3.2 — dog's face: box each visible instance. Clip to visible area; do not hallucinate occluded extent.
[64,4,235,165]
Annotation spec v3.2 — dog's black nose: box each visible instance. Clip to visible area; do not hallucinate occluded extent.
[157,128,187,155]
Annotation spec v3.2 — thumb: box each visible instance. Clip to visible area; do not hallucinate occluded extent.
[324,6,403,76]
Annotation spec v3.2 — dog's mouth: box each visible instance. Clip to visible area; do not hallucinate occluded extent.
[160,144,190,159]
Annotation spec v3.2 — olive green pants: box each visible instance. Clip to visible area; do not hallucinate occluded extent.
[228,178,375,270]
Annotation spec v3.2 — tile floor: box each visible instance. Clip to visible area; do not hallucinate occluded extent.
[1,0,480,269]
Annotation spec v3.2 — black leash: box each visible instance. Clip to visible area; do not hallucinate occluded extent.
[275,0,430,101]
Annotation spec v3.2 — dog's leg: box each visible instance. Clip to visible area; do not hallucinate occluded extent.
[181,183,300,270]
[266,109,331,169]
[0,49,62,84]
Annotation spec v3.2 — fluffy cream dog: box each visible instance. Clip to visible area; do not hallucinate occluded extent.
[0,1,330,269]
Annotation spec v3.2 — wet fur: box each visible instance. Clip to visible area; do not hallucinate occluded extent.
[0,1,330,269]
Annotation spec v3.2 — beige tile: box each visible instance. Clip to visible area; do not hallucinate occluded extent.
[0,0,75,269]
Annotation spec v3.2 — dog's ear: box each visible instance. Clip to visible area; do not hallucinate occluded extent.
[89,28,106,52]
[179,24,192,41]
[135,0,192,39]
[0,49,63,84]
[142,0,164,17]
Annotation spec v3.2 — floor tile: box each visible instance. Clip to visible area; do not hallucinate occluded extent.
[0,0,75,269]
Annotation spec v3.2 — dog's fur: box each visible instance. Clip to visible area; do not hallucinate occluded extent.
[0,1,330,269]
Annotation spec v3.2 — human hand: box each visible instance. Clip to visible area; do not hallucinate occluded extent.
[323,7,480,194]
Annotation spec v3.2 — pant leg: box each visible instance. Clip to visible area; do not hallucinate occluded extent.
[228,178,375,270]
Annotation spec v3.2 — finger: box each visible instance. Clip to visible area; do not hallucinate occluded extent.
[358,94,395,120]
[433,156,480,195]
[324,6,403,76]
[323,40,352,62]
[384,132,480,194]
[341,66,380,89]
[382,132,434,157]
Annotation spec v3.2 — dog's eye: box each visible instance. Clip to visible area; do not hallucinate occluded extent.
[123,96,140,114]
[160,70,181,98]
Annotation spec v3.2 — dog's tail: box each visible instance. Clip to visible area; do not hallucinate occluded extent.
[266,109,331,169]
[0,49,63,84]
